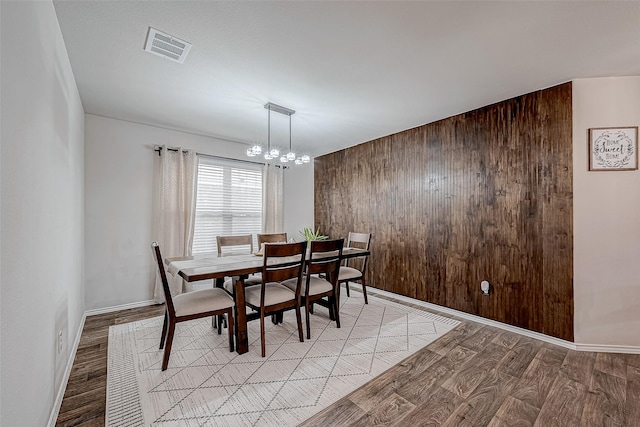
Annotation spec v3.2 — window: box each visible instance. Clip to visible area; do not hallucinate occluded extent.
[192,156,263,254]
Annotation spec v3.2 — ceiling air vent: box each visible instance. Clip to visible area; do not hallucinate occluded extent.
[144,27,192,63]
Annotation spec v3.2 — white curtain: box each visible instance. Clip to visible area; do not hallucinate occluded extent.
[263,164,284,233]
[153,146,198,303]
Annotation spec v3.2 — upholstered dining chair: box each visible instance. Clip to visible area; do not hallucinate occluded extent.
[215,234,259,331]
[257,232,287,248]
[216,234,253,257]
[244,241,307,357]
[253,232,288,292]
[338,232,372,304]
[284,239,343,339]
[152,242,235,371]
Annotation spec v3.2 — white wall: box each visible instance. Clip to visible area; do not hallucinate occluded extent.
[0,2,85,425]
[84,115,315,310]
[283,163,315,241]
[573,77,640,347]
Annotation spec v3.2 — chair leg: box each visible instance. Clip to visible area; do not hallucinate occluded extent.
[227,309,235,352]
[217,314,223,335]
[305,298,311,340]
[295,304,304,343]
[333,296,341,328]
[345,281,351,297]
[162,321,176,371]
[160,310,169,349]
[361,278,368,304]
[260,309,266,357]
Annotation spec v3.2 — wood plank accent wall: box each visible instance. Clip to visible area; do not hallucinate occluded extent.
[315,82,573,341]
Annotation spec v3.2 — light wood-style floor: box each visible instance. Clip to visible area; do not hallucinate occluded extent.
[56,291,640,426]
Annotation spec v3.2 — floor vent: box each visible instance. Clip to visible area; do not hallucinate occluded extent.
[144,27,191,64]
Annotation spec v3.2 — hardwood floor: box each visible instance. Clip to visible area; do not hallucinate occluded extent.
[56,305,165,426]
[56,292,640,426]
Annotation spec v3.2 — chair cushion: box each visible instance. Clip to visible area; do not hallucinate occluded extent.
[339,266,363,281]
[245,283,296,307]
[173,288,234,317]
[223,275,261,293]
[283,276,332,296]
[245,273,263,286]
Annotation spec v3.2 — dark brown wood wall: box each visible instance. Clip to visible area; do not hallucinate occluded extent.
[315,82,573,341]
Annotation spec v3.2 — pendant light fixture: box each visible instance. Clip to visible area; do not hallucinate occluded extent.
[246,102,311,165]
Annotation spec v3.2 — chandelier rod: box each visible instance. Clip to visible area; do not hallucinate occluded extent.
[289,114,292,152]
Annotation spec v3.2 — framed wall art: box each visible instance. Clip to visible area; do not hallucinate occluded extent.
[589,126,638,171]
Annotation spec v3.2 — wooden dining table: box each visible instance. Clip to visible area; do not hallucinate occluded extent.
[165,246,370,354]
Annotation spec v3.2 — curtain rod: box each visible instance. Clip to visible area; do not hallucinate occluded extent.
[153,146,288,168]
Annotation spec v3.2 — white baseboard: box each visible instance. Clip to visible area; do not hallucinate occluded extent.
[366,287,640,354]
[85,299,158,316]
[575,343,640,354]
[47,313,86,427]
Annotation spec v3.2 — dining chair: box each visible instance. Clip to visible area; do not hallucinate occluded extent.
[216,234,259,287]
[257,232,287,247]
[244,241,307,357]
[151,242,235,371]
[338,232,372,304]
[252,233,287,314]
[216,234,254,257]
[215,234,259,332]
[284,239,343,339]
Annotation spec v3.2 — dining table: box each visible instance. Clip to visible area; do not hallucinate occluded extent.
[165,246,370,354]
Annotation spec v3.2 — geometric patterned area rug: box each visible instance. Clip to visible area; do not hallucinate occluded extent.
[106,292,459,426]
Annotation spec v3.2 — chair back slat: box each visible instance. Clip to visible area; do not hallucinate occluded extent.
[151,242,176,316]
[217,234,253,257]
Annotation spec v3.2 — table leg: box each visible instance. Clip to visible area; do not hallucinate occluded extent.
[233,275,249,354]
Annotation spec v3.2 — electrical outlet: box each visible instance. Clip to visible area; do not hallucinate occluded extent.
[481,280,490,295]
[57,329,63,354]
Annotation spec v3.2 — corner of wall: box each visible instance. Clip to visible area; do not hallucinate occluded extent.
[572,76,640,347]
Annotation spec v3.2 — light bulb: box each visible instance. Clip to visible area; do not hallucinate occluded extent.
[270,148,279,157]
[252,145,262,154]
[286,151,296,161]
[246,148,256,157]
[264,153,273,160]
[295,158,303,165]
[280,156,288,163]
[301,155,310,163]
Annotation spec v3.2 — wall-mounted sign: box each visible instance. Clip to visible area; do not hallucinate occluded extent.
[589,127,638,171]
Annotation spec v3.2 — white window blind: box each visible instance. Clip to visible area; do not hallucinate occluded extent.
[192,156,263,254]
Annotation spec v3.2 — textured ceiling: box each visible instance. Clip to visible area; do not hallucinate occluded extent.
[53,1,640,157]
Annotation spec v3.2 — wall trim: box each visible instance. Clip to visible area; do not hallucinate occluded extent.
[47,313,86,427]
[85,299,158,317]
[368,287,640,354]
[575,343,640,355]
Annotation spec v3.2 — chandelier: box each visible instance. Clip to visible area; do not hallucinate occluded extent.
[246,102,311,165]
